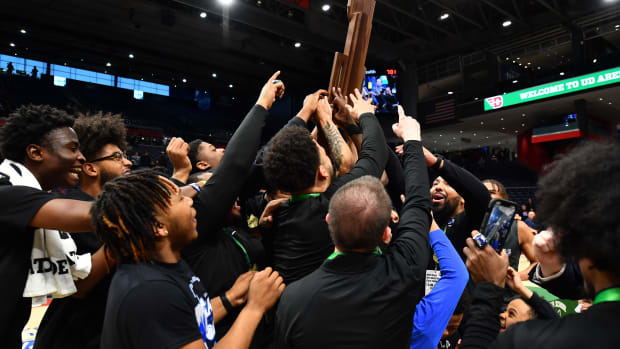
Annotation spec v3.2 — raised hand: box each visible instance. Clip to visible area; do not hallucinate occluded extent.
[392,105,421,142]
[315,98,333,126]
[246,267,286,313]
[506,267,533,299]
[533,229,564,277]
[348,88,375,121]
[463,230,509,287]
[332,87,354,126]
[256,71,286,110]
[166,137,191,183]
[297,89,328,123]
[422,147,439,168]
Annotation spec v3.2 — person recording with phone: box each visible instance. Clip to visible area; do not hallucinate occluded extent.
[458,142,620,349]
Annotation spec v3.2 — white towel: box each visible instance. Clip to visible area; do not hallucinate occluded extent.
[0,160,92,305]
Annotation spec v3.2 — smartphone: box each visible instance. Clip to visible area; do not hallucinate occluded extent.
[479,198,518,253]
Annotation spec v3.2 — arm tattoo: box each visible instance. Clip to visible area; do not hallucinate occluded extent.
[322,122,345,173]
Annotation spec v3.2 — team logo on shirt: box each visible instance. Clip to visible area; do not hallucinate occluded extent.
[189,276,216,348]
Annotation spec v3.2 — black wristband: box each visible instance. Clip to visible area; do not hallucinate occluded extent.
[345,123,362,135]
[220,293,235,313]
[431,154,445,170]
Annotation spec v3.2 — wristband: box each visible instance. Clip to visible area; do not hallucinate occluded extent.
[431,154,444,170]
[220,293,235,313]
[189,183,201,193]
[345,123,362,135]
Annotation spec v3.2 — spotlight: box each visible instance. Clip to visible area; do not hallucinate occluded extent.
[200,12,207,18]
[593,58,597,63]
[20,29,27,34]
[512,80,518,84]
[128,53,134,59]
[294,42,302,48]
[448,91,454,95]
[218,0,234,5]
[229,84,234,88]
[560,72,565,76]
[182,78,187,83]
[321,4,331,11]
[212,73,217,78]
[106,62,112,67]
[502,20,512,27]
[9,42,15,47]
[439,13,450,21]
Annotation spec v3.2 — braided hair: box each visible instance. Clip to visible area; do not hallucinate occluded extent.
[92,169,173,263]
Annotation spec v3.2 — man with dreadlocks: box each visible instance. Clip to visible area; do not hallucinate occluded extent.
[96,170,285,349]
[34,112,132,349]
[0,104,96,348]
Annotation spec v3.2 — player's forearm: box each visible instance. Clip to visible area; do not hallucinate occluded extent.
[214,306,263,349]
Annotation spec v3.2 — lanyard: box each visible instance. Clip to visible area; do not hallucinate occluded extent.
[593,287,620,305]
[327,247,382,260]
[225,230,252,267]
[289,193,320,203]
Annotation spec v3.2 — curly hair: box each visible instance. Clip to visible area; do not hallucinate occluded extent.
[0,104,74,162]
[92,169,172,264]
[536,141,620,278]
[263,126,319,193]
[72,112,127,161]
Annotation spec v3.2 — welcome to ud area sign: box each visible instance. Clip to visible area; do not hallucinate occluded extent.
[484,66,620,111]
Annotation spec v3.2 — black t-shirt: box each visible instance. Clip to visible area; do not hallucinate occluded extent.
[101,260,216,349]
[34,189,111,349]
[0,183,55,348]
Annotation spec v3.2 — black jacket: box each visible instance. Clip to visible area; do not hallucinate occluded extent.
[182,104,268,344]
[265,113,389,285]
[273,140,431,349]
[433,160,491,263]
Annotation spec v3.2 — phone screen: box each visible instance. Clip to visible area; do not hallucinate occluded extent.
[482,202,516,252]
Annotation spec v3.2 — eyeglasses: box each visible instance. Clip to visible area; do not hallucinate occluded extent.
[89,151,127,163]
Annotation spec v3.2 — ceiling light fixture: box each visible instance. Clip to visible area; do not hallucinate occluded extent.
[20,29,27,34]
[512,80,518,84]
[448,91,454,95]
[106,62,111,67]
[229,84,234,88]
[182,78,187,83]
[439,13,450,20]
[294,42,301,48]
[218,0,234,6]
[502,20,512,27]
[212,73,217,78]
[560,72,565,76]
[9,42,15,47]
[593,58,597,63]
[200,12,207,18]
[321,4,331,11]
[128,53,134,59]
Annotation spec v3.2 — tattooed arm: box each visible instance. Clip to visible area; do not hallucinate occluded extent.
[315,98,355,175]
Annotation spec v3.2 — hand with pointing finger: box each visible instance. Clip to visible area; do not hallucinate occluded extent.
[256,71,286,111]
[392,105,421,142]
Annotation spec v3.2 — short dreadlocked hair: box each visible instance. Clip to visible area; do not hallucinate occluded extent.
[0,104,74,163]
[92,169,173,264]
[263,126,319,193]
[536,141,620,279]
[72,112,127,161]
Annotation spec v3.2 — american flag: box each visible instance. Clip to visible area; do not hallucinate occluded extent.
[422,98,455,124]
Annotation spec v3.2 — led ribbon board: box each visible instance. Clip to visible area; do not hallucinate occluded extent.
[484,66,620,111]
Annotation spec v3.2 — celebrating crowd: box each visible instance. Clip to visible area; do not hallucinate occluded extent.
[0,71,618,349]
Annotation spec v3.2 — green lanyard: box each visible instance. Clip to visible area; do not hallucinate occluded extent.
[327,247,383,260]
[289,193,320,203]
[593,287,620,305]
[225,229,252,267]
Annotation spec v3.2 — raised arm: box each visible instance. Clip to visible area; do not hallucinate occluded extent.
[411,223,469,349]
[31,198,93,232]
[390,107,431,272]
[315,98,354,176]
[194,72,284,239]
[325,89,388,198]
